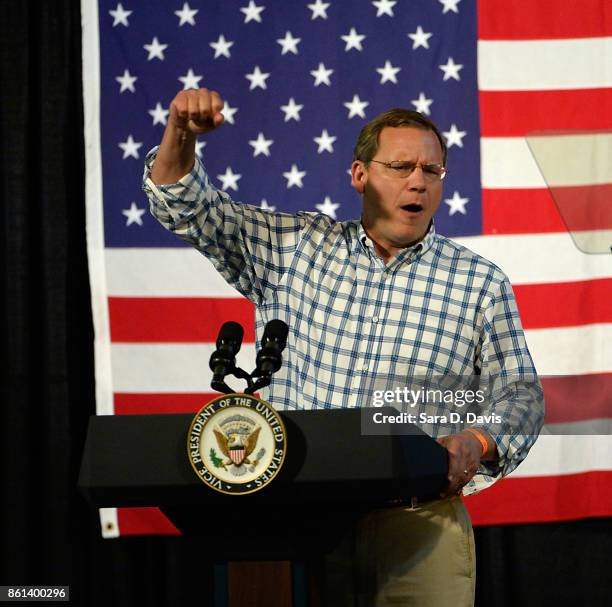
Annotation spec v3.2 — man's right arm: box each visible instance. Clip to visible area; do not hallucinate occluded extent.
[150,88,224,185]
[143,88,306,306]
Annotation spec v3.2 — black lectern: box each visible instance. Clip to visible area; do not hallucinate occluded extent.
[79,406,448,605]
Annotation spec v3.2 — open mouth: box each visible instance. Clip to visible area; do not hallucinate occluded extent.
[400,203,423,213]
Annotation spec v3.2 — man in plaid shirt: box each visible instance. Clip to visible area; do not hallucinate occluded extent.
[143,88,544,607]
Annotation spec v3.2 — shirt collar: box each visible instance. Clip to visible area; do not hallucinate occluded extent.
[358,220,437,259]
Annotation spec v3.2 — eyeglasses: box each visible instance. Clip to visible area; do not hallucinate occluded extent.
[368,160,447,181]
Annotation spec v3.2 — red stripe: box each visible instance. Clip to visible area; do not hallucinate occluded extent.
[109,297,255,342]
[485,183,612,234]
[480,90,612,137]
[464,470,612,525]
[549,184,612,231]
[108,277,610,344]
[513,278,612,329]
[478,0,612,40]
[541,373,612,424]
[114,471,612,535]
[114,392,220,414]
[114,374,611,423]
[117,507,181,535]
[482,188,566,235]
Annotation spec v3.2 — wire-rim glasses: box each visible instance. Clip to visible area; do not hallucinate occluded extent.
[368,159,447,181]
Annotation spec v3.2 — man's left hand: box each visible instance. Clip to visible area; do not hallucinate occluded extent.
[436,431,483,497]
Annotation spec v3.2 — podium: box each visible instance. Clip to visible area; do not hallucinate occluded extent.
[79,406,448,605]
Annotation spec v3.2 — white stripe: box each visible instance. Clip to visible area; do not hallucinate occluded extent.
[481,138,547,189]
[455,232,612,286]
[107,235,612,297]
[111,344,257,392]
[482,135,612,189]
[82,0,114,416]
[106,248,243,297]
[110,324,610,392]
[509,435,612,477]
[478,37,612,91]
[526,132,612,186]
[570,230,612,255]
[99,508,120,539]
[525,323,612,376]
[544,419,612,435]
[571,230,612,258]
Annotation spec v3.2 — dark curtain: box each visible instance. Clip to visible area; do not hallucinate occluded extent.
[0,2,609,606]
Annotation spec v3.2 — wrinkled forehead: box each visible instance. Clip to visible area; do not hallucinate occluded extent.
[376,126,444,163]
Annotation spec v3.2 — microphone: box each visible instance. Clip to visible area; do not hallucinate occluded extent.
[209,321,244,382]
[255,319,289,377]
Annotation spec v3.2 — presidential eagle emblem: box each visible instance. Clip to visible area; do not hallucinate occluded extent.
[187,393,287,495]
[213,416,264,473]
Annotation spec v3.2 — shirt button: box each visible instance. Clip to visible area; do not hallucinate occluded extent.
[372,316,379,323]
[362,362,369,371]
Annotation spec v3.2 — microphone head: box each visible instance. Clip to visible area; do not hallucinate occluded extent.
[262,319,289,348]
[216,321,244,352]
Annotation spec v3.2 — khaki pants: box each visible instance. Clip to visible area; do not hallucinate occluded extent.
[322,496,476,606]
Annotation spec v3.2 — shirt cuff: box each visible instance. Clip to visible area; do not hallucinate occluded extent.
[142,146,204,209]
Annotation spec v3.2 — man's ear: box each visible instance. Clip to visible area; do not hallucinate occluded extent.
[350,160,366,194]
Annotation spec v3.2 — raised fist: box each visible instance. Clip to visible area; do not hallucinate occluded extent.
[168,88,225,135]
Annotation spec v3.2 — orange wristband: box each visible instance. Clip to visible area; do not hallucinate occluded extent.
[466,428,490,457]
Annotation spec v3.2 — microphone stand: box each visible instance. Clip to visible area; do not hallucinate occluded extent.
[211,366,254,395]
[210,320,288,395]
[211,359,277,395]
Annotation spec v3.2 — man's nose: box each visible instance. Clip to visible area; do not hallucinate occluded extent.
[406,165,427,190]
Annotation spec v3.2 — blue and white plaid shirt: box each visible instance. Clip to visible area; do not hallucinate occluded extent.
[143,149,544,495]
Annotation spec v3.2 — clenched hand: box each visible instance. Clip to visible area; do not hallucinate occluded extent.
[151,87,225,184]
[169,88,225,135]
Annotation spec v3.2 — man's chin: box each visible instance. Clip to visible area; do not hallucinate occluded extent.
[395,228,427,248]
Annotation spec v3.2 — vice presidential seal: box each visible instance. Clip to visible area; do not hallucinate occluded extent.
[187,393,287,495]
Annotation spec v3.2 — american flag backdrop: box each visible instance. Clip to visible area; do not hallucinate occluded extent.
[81,0,612,537]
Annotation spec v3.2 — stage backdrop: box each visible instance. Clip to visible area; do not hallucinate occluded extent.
[82,0,612,537]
